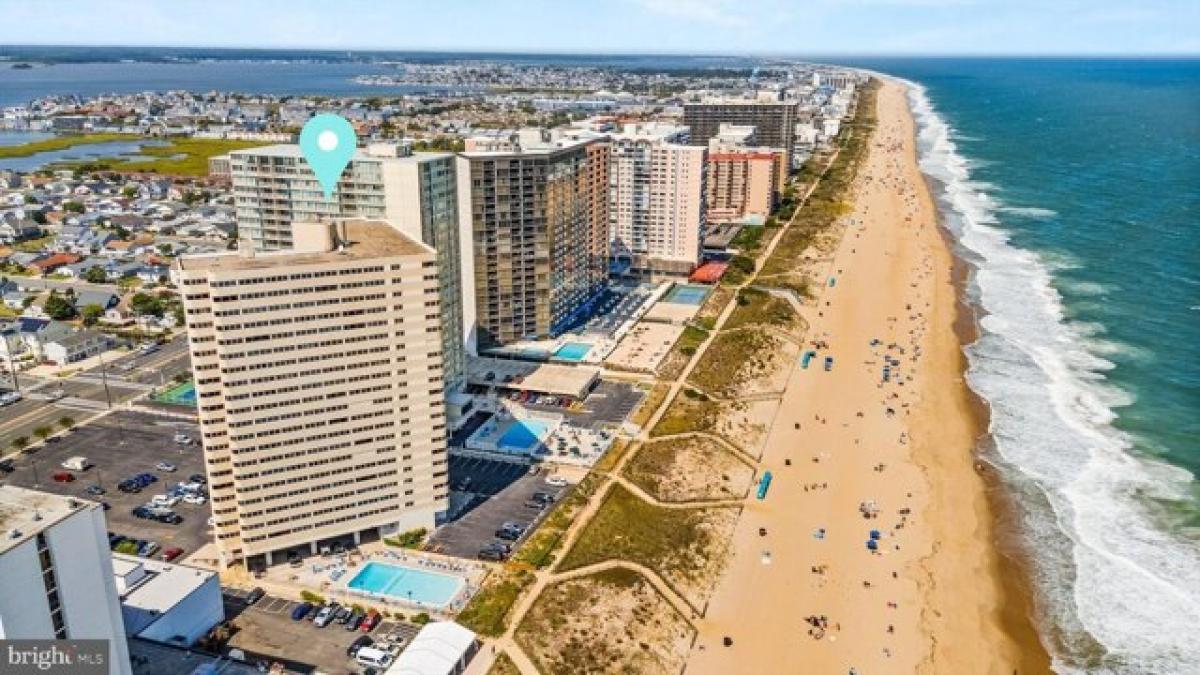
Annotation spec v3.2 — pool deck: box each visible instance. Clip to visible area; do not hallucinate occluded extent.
[240,541,488,617]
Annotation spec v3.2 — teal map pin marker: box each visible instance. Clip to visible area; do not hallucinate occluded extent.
[299,113,356,200]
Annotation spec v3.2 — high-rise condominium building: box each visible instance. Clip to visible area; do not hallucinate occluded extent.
[0,486,133,675]
[457,132,609,348]
[683,100,798,167]
[227,144,466,391]
[706,126,786,224]
[172,219,449,568]
[607,123,707,276]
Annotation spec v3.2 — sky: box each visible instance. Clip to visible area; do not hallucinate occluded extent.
[0,0,1196,56]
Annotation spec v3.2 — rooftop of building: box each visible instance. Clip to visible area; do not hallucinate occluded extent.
[227,143,452,162]
[467,356,600,399]
[112,552,216,614]
[175,218,433,274]
[0,485,99,556]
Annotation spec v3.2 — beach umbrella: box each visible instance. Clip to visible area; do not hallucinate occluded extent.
[866,540,879,551]
[869,529,881,540]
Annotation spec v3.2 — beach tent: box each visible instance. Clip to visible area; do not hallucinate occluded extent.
[801,351,817,368]
[866,540,879,551]
[756,471,773,500]
[869,530,881,540]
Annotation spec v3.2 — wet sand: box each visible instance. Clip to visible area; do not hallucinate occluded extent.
[684,78,1050,674]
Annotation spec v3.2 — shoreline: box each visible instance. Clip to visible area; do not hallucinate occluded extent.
[684,77,1049,674]
[921,172,1051,673]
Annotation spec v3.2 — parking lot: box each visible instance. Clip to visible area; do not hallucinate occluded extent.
[222,588,419,675]
[428,455,565,559]
[0,410,210,558]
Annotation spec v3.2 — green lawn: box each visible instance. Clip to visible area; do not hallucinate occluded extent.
[0,133,137,159]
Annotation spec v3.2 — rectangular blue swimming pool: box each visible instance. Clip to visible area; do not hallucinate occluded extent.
[499,419,550,451]
[664,283,711,305]
[346,562,464,607]
[554,342,592,361]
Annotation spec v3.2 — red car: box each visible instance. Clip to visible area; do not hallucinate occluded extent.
[52,471,75,483]
[360,610,381,632]
[160,547,184,562]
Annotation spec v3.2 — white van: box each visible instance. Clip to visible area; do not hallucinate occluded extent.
[355,647,394,669]
[61,457,90,471]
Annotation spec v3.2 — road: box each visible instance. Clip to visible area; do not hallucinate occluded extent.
[1,335,192,452]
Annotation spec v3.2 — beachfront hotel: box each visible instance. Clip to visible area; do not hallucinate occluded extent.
[0,486,133,675]
[457,130,609,348]
[171,219,449,568]
[606,122,708,276]
[226,144,467,391]
[684,99,799,168]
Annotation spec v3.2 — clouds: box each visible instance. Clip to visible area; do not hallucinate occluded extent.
[0,0,1194,54]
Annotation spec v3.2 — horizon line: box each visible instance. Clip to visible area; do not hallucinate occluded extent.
[2,43,1198,60]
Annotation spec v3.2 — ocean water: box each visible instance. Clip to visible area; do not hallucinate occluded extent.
[848,59,1199,674]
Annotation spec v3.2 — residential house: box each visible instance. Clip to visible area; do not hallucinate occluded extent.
[43,330,113,366]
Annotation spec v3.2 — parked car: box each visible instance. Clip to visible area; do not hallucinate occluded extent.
[182,494,206,505]
[137,541,159,557]
[118,480,141,493]
[187,473,207,485]
[532,492,555,505]
[334,607,353,624]
[155,512,183,525]
[245,587,265,605]
[51,471,75,483]
[0,459,14,474]
[544,475,569,487]
[360,611,381,632]
[84,484,105,496]
[290,602,313,621]
[354,647,392,670]
[172,433,192,445]
[151,494,180,507]
[155,462,177,472]
[344,610,363,631]
[313,603,339,628]
[478,545,509,562]
[523,499,545,509]
[495,522,525,541]
[160,547,184,562]
[346,635,373,658]
[60,456,90,471]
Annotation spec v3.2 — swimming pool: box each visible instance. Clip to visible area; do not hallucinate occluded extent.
[664,283,711,305]
[554,342,592,362]
[499,419,551,451]
[346,562,464,608]
[152,380,197,407]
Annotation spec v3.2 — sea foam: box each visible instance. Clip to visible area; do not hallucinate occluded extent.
[904,80,1200,674]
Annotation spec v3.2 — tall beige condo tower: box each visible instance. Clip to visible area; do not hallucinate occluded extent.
[172,219,449,567]
[607,122,707,276]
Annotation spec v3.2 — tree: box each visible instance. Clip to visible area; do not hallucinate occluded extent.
[83,266,108,284]
[130,292,164,317]
[62,201,85,214]
[31,210,47,225]
[80,303,104,326]
[33,426,53,442]
[121,185,139,199]
[11,436,29,452]
[156,243,174,257]
[58,416,75,431]
[43,291,77,320]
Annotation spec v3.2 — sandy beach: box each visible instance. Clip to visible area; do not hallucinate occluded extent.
[684,79,1049,674]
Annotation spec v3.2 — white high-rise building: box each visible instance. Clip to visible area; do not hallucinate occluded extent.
[606,122,707,276]
[0,486,132,675]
